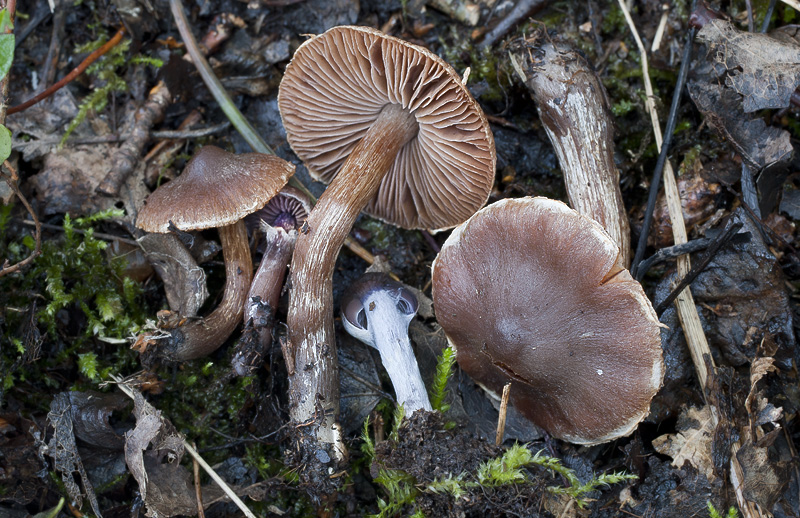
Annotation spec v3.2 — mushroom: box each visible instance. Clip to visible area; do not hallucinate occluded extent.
[136,145,295,361]
[431,197,664,445]
[277,26,495,456]
[232,186,312,376]
[341,273,432,414]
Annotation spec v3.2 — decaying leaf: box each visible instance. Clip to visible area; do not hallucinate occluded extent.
[736,439,790,510]
[28,145,118,217]
[652,406,715,481]
[697,19,800,112]
[123,388,188,514]
[0,413,47,506]
[744,356,783,446]
[38,393,103,518]
[138,233,209,317]
[688,81,792,172]
[68,391,128,450]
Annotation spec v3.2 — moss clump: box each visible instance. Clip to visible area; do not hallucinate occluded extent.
[1,206,147,402]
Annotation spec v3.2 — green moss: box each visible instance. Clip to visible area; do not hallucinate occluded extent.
[1,206,147,403]
[438,28,510,103]
[707,501,739,518]
[62,31,163,144]
[429,346,456,413]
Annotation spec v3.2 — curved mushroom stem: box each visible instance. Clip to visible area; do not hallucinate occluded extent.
[287,104,418,460]
[165,221,253,361]
[232,225,297,375]
[247,225,297,329]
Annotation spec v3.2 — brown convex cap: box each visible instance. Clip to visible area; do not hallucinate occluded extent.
[431,197,664,445]
[136,146,295,233]
[278,25,496,231]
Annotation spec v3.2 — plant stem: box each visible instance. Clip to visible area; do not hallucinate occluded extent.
[7,27,126,115]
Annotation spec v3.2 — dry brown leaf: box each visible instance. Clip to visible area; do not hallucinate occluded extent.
[652,406,715,481]
[38,393,104,518]
[698,19,800,112]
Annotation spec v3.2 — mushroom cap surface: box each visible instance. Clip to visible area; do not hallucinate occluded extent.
[136,146,295,233]
[278,25,496,231]
[431,197,664,445]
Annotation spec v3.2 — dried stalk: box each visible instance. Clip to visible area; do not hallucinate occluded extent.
[8,27,126,115]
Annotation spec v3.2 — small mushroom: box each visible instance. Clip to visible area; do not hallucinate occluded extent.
[232,186,312,376]
[431,197,664,445]
[277,25,495,455]
[341,273,432,414]
[136,146,294,361]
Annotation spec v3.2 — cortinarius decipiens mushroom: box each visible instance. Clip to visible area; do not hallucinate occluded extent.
[136,146,294,361]
[277,25,495,457]
[431,197,664,444]
[341,273,431,414]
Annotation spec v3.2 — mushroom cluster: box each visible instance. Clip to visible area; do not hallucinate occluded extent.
[432,197,664,444]
[136,146,295,362]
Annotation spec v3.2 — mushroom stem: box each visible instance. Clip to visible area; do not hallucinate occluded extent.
[247,225,297,325]
[287,104,418,456]
[509,34,632,266]
[357,289,432,413]
[168,221,253,361]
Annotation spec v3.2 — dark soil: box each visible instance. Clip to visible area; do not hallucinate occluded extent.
[1,0,799,517]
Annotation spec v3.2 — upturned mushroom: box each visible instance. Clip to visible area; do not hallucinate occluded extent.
[431,197,664,444]
[341,273,431,414]
[278,26,495,457]
[136,145,294,361]
[232,186,312,376]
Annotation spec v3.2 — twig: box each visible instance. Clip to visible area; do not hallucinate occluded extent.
[631,6,696,280]
[182,442,256,518]
[636,231,749,278]
[636,238,712,278]
[478,0,549,49]
[96,80,173,196]
[169,0,275,162]
[761,0,778,32]
[7,27,126,115]
[495,382,511,446]
[0,162,41,278]
[192,442,206,518]
[654,219,743,315]
[111,377,258,518]
[12,122,232,153]
[18,219,139,246]
[618,4,766,517]
[96,15,239,196]
[745,0,755,32]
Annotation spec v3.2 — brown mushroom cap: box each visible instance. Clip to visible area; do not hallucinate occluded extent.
[431,197,664,445]
[136,145,296,233]
[278,25,496,231]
